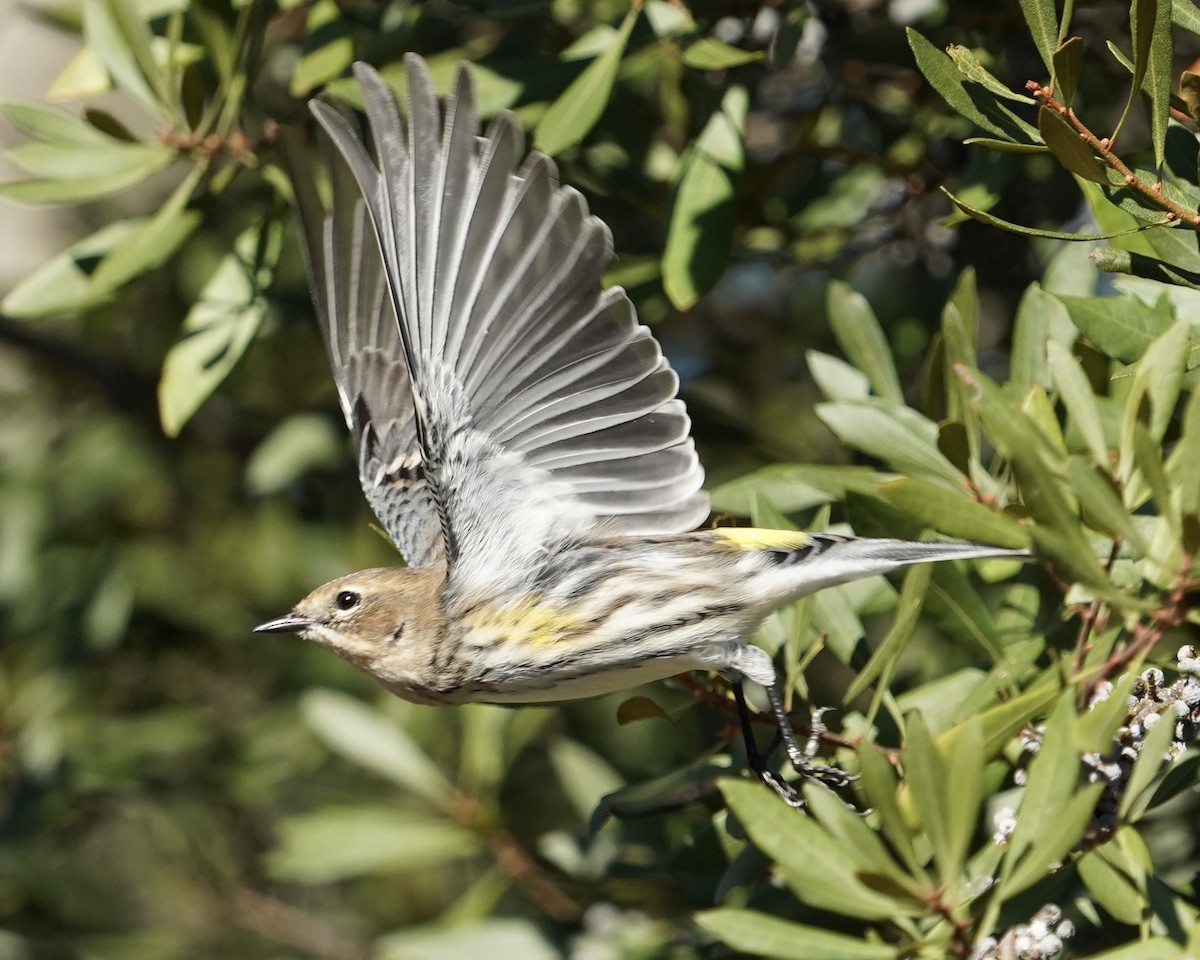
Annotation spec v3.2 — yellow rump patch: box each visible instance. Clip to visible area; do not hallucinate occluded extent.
[711,528,813,551]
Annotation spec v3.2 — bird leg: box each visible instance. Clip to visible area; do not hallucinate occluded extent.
[733,682,805,808]
[764,684,856,789]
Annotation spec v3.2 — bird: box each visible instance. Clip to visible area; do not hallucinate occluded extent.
[259,55,1028,804]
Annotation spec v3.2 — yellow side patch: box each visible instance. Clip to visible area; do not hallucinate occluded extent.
[464,600,579,647]
[711,527,813,551]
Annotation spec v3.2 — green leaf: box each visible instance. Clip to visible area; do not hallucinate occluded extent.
[1176,0,1200,33]
[709,463,880,516]
[956,366,1114,592]
[1130,0,1173,168]
[533,4,638,156]
[6,139,173,182]
[1046,341,1109,467]
[942,186,1162,239]
[907,29,1040,144]
[1038,106,1107,182]
[874,478,1030,548]
[82,0,167,120]
[1,219,139,318]
[87,169,202,292]
[1000,692,1104,896]
[1065,457,1145,547]
[1055,291,1174,363]
[1010,283,1078,395]
[290,0,352,96]
[158,220,281,436]
[720,779,917,920]
[946,45,1035,103]
[826,282,903,403]
[266,805,480,882]
[681,38,762,70]
[1019,0,1059,75]
[816,401,964,490]
[697,908,897,960]
[0,101,114,144]
[808,351,871,402]
[548,738,624,821]
[300,689,456,809]
[1118,706,1179,820]
[1077,839,1147,925]
[1119,319,1191,452]
[246,414,343,494]
[844,562,931,703]
[0,149,175,205]
[1053,36,1084,106]
[856,744,923,877]
[661,85,747,309]
[377,920,559,960]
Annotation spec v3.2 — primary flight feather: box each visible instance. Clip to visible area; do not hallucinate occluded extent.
[261,55,1027,800]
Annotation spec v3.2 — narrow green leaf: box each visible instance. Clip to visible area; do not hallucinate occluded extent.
[6,140,173,181]
[1047,341,1109,467]
[1038,106,1107,182]
[856,743,923,877]
[0,101,113,144]
[1019,0,1059,75]
[808,351,871,402]
[266,806,480,882]
[1077,842,1146,925]
[1119,707,1180,820]
[1131,0,1173,168]
[1053,36,1084,106]
[903,714,956,879]
[1120,319,1191,449]
[681,38,762,70]
[1055,291,1174,363]
[47,45,113,101]
[874,478,1030,548]
[1000,692,1088,894]
[827,282,904,403]
[105,0,173,109]
[709,463,880,516]
[957,366,1115,591]
[290,0,352,96]
[1175,0,1200,34]
[1065,457,1145,547]
[697,908,897,960]
[87,168,202,292]
[907,29,1040,144]
[376,920,558,960]
[82,0,166,119]
[300,689,456,808]
[1169,387,1200,516]
[720,779,915,920]
[815,401,963,490]
[2,219,141,318]
[533,4,638,156]
[661,85,747,309]
[845,562,931,703]
[942,186,1161,238]
[963,136,1048,154]
[805,786,918,892]
[941,716,985,891]
[158,222,278,436]
[946,45,1036,103]
[1010,283,1078,395]
[0,158,173,205]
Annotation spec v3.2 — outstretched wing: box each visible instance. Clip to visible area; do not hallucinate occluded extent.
[286,127,444,568]
[310,57,709,596]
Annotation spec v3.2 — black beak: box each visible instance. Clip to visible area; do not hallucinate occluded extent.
[254,614,311,634]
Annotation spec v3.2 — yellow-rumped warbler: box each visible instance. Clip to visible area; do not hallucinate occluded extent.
[259,56,1027,799]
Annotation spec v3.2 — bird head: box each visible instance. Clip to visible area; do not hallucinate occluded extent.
[255,567,447,687]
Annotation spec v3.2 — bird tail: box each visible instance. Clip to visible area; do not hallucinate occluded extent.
[709,527,1029,601]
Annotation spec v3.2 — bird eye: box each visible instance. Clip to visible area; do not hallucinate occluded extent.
[335,590,360,611]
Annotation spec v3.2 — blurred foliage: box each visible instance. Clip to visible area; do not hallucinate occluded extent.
[2,0,1200,958]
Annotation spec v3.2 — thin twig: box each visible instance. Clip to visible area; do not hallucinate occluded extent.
[1026,82,1200,229]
